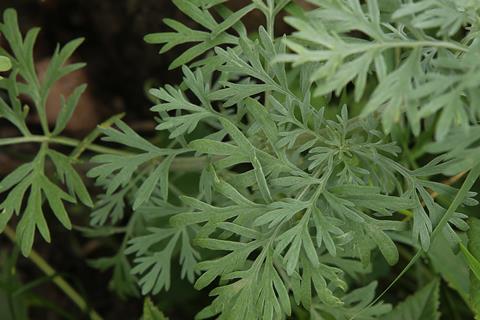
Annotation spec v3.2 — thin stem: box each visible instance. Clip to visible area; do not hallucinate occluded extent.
[37,96,51,136]
[263,0,275,112]
[371,40,468,52]
[0,133,211,172]
[0,135,130,156]
[3,225,103,320]
[431,164,480,240]
[266,0,275,40]
[71,113,125,160]
[306,40,469,60]
[333,40,469,56]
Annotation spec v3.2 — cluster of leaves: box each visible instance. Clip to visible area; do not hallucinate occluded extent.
[2,1,480,319]
[84,0,480,319]
[279,0,480,141]
[0,9,92,256]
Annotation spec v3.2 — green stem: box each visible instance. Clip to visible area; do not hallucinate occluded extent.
[266,0,275,40]
[431,163,480,239]
[3,225,103,320]
[0,134,217,172]
[70,113,126,160]
[346,40,469,54]
[0,135,130,156]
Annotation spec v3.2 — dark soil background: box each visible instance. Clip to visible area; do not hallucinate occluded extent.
[1,0,183,119]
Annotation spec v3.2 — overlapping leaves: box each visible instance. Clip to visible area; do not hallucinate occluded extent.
[80,0,480,319]
[279,0,479,137]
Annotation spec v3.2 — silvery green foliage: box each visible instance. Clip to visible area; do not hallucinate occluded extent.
[1,1,480,319]
[278,0,480,140]
[85,1,478,319]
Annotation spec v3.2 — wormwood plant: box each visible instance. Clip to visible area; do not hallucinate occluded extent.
[1,1,480,319]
